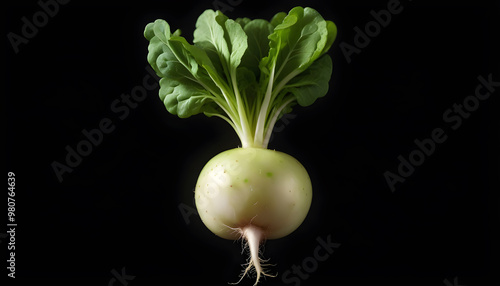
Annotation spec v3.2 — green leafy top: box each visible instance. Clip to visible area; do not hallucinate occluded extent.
[144,6,337,148]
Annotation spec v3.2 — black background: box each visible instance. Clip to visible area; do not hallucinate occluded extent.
[4,0,500,285]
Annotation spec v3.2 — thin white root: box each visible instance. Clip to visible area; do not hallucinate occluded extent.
[229,225,276,286]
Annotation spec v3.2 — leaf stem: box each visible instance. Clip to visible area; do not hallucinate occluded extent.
[253,63,276,148]
[262,97,294,148]
[232,74,254,148]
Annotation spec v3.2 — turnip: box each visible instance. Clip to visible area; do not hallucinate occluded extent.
[196,148,312,282]
[145,6,336,285]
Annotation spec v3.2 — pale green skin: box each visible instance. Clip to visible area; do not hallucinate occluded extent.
[195,148,312,240]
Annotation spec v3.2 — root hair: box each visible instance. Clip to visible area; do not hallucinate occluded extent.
[229,225,276,286]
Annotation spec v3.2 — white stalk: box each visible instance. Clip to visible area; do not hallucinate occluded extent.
[232,73,253,148]
[262,97,295,148]
[254,63,276,148]
[212,100,244,141]
[270,69,302,102]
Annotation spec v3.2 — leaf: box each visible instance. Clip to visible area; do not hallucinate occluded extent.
[144,7,338,148]
[145,18,223,118]
[168,35,223,93]
[224,19,248,74]
[235,17,251,28]
[193,10,228,55]
[160,78,216,118]
[236,67,259,113]
[270,12,287,27]
[281,54,333,107]
[240,19,273,78]
[193,10,248,93]
[261,7,332,84]
[144,20,171,76]
[193,10,230,77]
[322,21,338,56]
